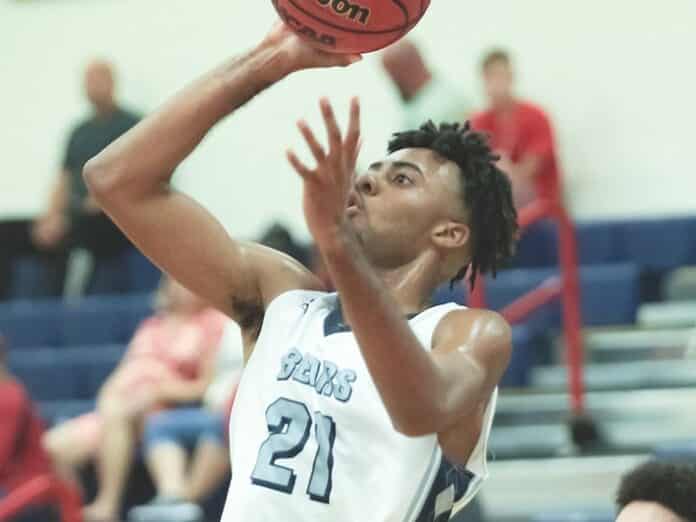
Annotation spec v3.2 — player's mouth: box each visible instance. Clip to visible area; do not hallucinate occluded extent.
[346,192,363,215]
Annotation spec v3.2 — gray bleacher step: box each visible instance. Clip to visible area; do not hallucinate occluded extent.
[531,359,696,391]
[585,326,692,350]
[489,424,569,459]
[558,327,693,363]
[494,388,696,425]
[477,454,645,519]
[638,300,696,328]
[489,406,696,459]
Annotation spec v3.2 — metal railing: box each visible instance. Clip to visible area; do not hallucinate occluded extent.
[469,198,586,414]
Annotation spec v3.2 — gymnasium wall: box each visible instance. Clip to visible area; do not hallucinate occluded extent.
[2,0,694,240]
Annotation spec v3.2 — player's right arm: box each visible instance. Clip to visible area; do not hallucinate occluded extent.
[83,25,361,330]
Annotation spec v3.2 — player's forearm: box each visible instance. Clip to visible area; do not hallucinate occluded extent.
[321,232,449,436]
[83,44,292,199]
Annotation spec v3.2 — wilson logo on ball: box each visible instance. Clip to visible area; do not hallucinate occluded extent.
[316,0,370,25]
[276,4,337,47]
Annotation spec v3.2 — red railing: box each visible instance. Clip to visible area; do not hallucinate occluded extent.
[469,198,586,414]
[0,474,82,522]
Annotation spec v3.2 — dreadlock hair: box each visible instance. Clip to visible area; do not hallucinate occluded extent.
[616,461,696,521]
[388,121,518,289]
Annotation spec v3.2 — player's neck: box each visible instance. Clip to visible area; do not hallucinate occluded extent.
[374,254,443,314]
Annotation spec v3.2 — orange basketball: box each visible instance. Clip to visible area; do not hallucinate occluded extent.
[272,0,431,54]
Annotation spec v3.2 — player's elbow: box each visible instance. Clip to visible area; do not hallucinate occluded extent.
[391,405,446,438]
[393,419,435,438]
[83,154,123,201]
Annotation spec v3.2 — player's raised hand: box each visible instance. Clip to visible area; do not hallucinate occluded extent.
[287,97,362,249]
[260,22,362,72]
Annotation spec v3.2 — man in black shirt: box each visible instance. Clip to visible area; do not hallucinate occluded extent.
[32,60,140,294]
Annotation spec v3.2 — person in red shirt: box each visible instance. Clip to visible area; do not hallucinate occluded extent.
[0,336,52,498]
[471,49,562,209]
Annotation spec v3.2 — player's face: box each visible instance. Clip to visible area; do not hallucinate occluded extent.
[616,501,685,522]
[483,61,514,106]
[346,148,468,268]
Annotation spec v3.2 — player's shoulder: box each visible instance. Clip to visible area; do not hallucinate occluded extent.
[265,287,332,316]
[433,307,512,353]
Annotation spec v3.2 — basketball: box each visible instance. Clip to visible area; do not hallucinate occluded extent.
[272,0,431,54]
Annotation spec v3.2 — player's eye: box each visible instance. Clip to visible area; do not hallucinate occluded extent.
[393,173,413,185]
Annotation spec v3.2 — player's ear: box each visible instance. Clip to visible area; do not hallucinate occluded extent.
[431,221,470,250]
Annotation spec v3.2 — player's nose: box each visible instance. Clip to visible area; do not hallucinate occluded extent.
[356,173,378,196]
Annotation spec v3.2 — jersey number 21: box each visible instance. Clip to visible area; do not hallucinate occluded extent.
[251,398,337,503]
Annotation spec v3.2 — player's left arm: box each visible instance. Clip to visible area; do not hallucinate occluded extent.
[325,249,511,436]
[287,98,512,437]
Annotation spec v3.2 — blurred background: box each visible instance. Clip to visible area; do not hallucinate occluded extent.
[2,1,696,521]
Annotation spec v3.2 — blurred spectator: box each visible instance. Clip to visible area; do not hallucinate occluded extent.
[128,322,244,522]
[471,49,562,209]
[381,39,471,130]
[616,460,696,521]
[31,59,141,296]
[42,277,227,522]
[0,335,52,499]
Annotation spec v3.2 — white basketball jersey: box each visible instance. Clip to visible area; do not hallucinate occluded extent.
[221,290,496,522]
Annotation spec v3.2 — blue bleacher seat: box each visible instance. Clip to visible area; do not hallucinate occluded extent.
[575,221,625,265]
[578,263,640,325]
[39,399,95,426]
[513,221,559,268]
[0,294,153,348]
[487,263,640,327]
[8,348,83,401]
[8,345,126,401]
[500,325,540,388]
[0,301,62,348]
[126,249,161,293]
[620,216,696,271]
[80,344,127,398]
[62,300,125,346]
[8,256,52,300]
[433,263,640,328]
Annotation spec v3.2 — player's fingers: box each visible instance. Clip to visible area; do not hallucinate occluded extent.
[344,97,361,154]
[348,137,363,174]
[297,120,326,164]
[286,150,315,181]
[320,98,342,156]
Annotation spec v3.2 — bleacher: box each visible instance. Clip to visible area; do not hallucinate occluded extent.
[3,217,696,521]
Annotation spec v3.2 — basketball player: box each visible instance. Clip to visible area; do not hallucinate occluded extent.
[84,23,517,522]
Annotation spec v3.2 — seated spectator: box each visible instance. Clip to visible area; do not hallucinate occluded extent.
[616,460,696,522]
[127,321,244,522]
[0,335,53,514]
[42,277,227,522]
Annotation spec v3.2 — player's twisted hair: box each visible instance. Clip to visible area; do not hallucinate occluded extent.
[617,461,696,521]
[388,121,518,289]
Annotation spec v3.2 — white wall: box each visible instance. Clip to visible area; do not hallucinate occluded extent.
[2,0,695,240]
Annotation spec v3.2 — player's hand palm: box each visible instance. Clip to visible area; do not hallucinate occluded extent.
[287,98,362,248]
[262,22,362,71]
